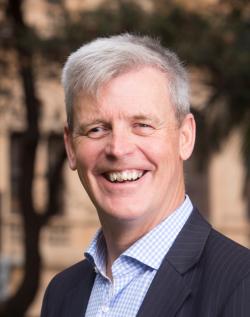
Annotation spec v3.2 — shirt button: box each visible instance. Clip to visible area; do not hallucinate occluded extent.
[101,305,109,313]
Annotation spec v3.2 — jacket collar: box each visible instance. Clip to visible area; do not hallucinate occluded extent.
[137,208,211,317]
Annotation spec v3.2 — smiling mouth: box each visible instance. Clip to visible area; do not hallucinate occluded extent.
[103,169,146,183]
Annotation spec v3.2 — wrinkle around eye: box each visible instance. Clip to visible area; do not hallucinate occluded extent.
[132,123,156,136]
[71,126,110,140]
[86,126,111,139]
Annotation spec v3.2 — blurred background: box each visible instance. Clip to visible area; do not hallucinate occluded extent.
[0,0,249,316]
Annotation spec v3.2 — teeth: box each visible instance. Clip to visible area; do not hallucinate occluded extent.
[106,170,143,182]
[132,171,138,180]
[110,173,116,182]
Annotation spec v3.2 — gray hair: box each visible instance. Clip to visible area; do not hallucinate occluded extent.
[62,33,190,129]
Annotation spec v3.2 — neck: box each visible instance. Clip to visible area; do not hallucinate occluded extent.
[99,190,186,279]
[103,224,142,279]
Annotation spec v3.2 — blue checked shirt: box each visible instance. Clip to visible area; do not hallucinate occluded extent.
[84,196,193,317]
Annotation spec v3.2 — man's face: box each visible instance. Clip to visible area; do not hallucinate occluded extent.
[64,67,195,230]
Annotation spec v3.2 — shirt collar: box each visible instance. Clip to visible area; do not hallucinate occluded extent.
[85,195,193,272]
[85,229,107,274]
[123,195,193,269]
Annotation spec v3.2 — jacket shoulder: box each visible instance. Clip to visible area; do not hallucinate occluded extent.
[41,259,94,317]
[203,228,250,290]
[207,228,250,266]
[48,259,93,292]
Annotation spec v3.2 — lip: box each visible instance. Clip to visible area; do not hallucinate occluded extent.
[103,168,145,173]
[96,166,151,174]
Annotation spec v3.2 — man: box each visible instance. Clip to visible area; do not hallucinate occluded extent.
[41,34,250,317]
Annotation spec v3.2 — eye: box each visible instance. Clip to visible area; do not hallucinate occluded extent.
[86,126,110,139]
[133,122,155,136]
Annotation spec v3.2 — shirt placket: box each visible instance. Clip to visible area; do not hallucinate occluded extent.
[97,276,113,316]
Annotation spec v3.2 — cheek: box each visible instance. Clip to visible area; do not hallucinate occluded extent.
[75,142,97,170]
[142,136,179,166]
[75,148,97,193]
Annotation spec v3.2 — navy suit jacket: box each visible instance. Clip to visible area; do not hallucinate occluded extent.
[41,208,250,316]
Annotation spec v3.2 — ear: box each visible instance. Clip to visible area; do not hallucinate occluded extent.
[179,113,196,161]
[64,125,77,170]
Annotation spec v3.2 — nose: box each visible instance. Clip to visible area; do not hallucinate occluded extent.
[105,127,136,159]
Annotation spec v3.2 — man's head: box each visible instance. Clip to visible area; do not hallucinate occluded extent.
[62,33,190,130]
[63,34,195,231]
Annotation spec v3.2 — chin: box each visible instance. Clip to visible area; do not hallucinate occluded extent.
[98,202,147,222]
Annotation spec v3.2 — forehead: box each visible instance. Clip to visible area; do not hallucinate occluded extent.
[74,67,175,122]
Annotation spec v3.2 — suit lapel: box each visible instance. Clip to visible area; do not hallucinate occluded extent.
[137,259,191,317]
[137,208,211,317]
[63,262,96,317]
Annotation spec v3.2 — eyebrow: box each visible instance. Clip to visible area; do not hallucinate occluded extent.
[74,112,163,131]
[131,114,163,125]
